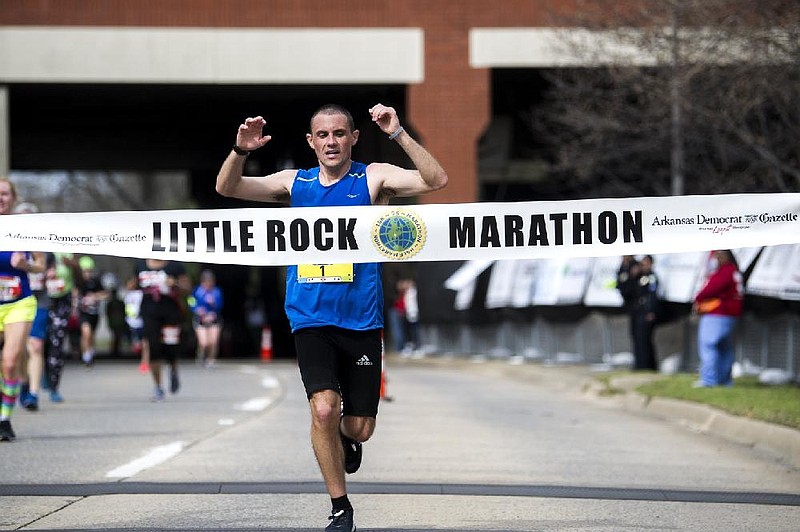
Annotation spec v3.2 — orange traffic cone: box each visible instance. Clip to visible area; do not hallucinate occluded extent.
[260,326,273,362]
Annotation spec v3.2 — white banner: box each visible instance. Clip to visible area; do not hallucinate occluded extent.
[583,256,625,308]
[655,251,708,303]
[531,257,594,306]
[747,244,800,301]
[1,193,799,266]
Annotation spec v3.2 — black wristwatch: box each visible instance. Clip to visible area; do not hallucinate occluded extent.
[232,145,250,156]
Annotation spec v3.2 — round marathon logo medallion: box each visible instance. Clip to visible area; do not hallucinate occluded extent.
[371,208,427,260]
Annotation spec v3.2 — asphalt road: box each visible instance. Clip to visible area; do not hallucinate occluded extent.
[2,356,799,531]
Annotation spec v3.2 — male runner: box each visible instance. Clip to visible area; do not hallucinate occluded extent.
[216,103,447,531]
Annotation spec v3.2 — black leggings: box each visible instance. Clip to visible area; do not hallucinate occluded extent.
[45,296,72,391]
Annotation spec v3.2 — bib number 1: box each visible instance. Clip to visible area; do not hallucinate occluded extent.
[297,264,354,284]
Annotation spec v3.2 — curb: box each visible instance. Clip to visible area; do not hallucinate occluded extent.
[589,376,800,470]
[631,395,800,469]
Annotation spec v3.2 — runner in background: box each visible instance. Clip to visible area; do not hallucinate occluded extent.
[0,178,46,441]
[103,273,127,358]
[43,253,82,404]
[189,269,223,368]
[123,275,147,373]
[76,256,109,367]
[13,202,46,412]
[136,259,190,402]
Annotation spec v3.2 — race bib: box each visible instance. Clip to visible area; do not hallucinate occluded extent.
[0,276,23,302]
[46,278,67,297]
[160,325,181,345]
[29,272,45,291]
[297,264,354,284]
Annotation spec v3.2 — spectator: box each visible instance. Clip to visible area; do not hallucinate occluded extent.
[693,250,744,387]
[387,279,408,354]
[616,255,640,367]
[616,255,640,310]
[630,255,661,371]
[402,279,419,355]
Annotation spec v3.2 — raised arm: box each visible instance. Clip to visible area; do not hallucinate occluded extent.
[10,251,46,275]
[366,104,448,203]
[215,116,295,203]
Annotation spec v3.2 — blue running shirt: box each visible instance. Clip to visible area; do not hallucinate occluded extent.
[284,162,383,332]
[0,251,32,304]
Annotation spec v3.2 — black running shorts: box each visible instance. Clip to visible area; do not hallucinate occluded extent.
[295,326,383,418]
[78,312,100,331]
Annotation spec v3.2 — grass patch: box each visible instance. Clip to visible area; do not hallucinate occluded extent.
[591,371,629,396]
[636,374,800,430]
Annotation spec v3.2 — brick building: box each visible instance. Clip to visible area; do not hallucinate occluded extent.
[0,0,587,204]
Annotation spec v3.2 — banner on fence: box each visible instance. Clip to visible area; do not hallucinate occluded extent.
[747,244,800,301]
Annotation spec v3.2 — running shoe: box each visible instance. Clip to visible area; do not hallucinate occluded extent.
[170,370,180,394]
[340,432,363,474]
[151,387,165,402]
[49,390,64,403]
[19,383,29,401]
[0,420,15,441]
[20,391,39,411]
[325,508,356,532]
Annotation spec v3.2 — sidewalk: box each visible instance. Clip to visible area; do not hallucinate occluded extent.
[389,354,800,470]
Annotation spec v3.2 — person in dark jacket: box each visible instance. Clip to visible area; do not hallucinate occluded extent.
[616,255,640,309]
[629,255,660,371]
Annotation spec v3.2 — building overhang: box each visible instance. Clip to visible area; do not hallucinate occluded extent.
[0,26,424,84]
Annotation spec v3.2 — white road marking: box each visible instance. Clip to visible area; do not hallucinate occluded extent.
[237,397,272,412]
[218,418,235,426]
[105,441,185,478]
[261,375,280,389]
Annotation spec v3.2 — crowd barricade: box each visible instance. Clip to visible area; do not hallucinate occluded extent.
[416,310,800,379]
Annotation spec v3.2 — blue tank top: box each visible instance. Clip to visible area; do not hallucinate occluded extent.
[284,161,383,332]
[0,251,33,305]
[191,285,224,316]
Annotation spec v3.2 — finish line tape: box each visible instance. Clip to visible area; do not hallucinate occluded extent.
[2,193,799,265]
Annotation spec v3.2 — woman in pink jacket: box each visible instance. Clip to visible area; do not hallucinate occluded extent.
[693,250,744,387]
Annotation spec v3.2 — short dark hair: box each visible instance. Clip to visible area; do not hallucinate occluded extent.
[309,104,355,133]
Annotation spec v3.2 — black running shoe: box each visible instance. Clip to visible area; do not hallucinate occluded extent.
[0,420,15,442]
[340,432,362,474]
[325,508,356,532]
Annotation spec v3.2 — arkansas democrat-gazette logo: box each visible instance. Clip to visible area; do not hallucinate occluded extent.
[371,208,427,260]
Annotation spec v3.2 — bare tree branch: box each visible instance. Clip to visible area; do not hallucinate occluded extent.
[533,0,800,197]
